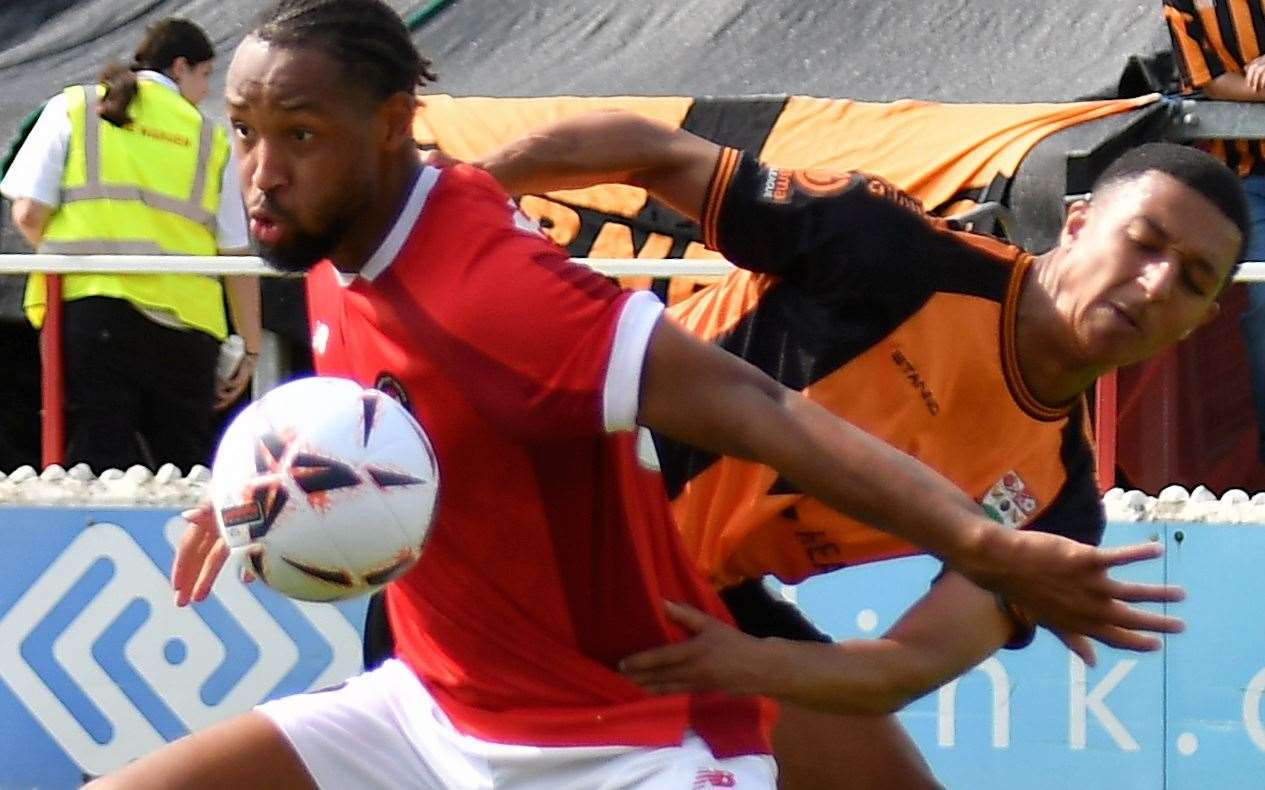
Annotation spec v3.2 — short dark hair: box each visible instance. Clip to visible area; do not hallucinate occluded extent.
[98,18,215,126]
[251,0,438,102]
[1093,142,1251,265]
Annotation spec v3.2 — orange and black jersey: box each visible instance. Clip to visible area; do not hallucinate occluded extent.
[1164,0,1265,176]
[658,149,1104,591]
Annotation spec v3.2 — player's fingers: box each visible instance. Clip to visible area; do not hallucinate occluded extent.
[190,539,229,603]
[1097,601,1185,635]
[171,508,215,601]
[620,640,699,673]
[1102,579,1186,604]
[662,600,715,634]
[638,681,694,696]
[622,660,702,688]
[1053,629,1097,667]
[182,503,214,528]
[1094,541,1163,568]
[1083,624,1163,654]
[175,528,216,599]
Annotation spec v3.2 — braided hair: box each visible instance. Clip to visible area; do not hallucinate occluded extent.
[250,0,438,101]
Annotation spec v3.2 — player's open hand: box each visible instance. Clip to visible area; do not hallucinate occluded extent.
[170,502,242,606]
[619,601,775,697]
[960,528,1184,666]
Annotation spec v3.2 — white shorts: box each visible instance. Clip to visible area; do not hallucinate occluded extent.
[257,658,776,789]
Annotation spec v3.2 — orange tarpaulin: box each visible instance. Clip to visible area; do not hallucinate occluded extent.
[413,92,1158,303]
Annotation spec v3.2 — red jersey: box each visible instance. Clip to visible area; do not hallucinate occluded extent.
[304,163,769,755]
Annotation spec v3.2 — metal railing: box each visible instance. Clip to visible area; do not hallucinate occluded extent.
[0,254,742,466]
[6,247,1265,479]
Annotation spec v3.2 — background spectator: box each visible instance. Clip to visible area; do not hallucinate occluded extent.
[0,18,259,473]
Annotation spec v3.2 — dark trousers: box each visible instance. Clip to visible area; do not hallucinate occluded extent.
[0,319,40,471]
[60,296,218,473]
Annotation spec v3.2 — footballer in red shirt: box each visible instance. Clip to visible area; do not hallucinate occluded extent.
[97,2,1186,789]
[302,159,770,754]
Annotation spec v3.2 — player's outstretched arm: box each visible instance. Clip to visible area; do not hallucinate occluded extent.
[637,316,1184,660]
[622,573,1016,714]
[477,109,720,221]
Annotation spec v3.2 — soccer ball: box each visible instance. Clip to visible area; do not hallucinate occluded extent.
[209,376,439,602]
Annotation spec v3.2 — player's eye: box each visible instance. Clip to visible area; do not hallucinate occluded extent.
[1127,231,1162,253]
[1180,267,1210,297]
[291,128,314,143]
[231,122,253,141]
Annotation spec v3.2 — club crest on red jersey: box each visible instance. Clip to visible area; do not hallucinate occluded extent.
[373,373,413,414]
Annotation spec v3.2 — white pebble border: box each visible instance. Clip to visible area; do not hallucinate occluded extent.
[1101,484,1265,523]
[0,466,1262,522]
[0,464,210,508]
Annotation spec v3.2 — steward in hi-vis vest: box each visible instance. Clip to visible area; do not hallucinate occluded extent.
[0,17,257,474]
[25,79,230,339]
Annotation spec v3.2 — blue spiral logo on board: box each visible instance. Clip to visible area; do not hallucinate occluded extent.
[0,516,363,777]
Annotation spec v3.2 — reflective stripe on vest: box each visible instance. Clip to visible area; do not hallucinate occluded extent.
[27,82,229,339]
[57,85,219,234]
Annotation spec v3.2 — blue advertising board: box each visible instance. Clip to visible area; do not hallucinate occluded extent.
[1,511,1262,788]
[788,521,1265,788]
[1163,523,1265,789]
[0,508,366,788]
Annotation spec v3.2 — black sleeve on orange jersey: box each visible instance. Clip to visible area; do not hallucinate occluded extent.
[1002,401,1104,650]
[713,153,939,295]
[1023,401,1105,548]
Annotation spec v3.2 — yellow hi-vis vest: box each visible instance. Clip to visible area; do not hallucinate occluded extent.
[25,80,231,339]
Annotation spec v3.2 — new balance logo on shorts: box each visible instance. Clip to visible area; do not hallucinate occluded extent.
[693,767,737,787]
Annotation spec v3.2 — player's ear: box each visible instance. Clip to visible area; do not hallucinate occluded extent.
[378,91,418,151]
[169,56,191,81]
[1060,199,1091,245]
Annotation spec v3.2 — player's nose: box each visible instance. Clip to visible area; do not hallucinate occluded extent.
[249,138,290,194]
[1137,257,1177,302]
